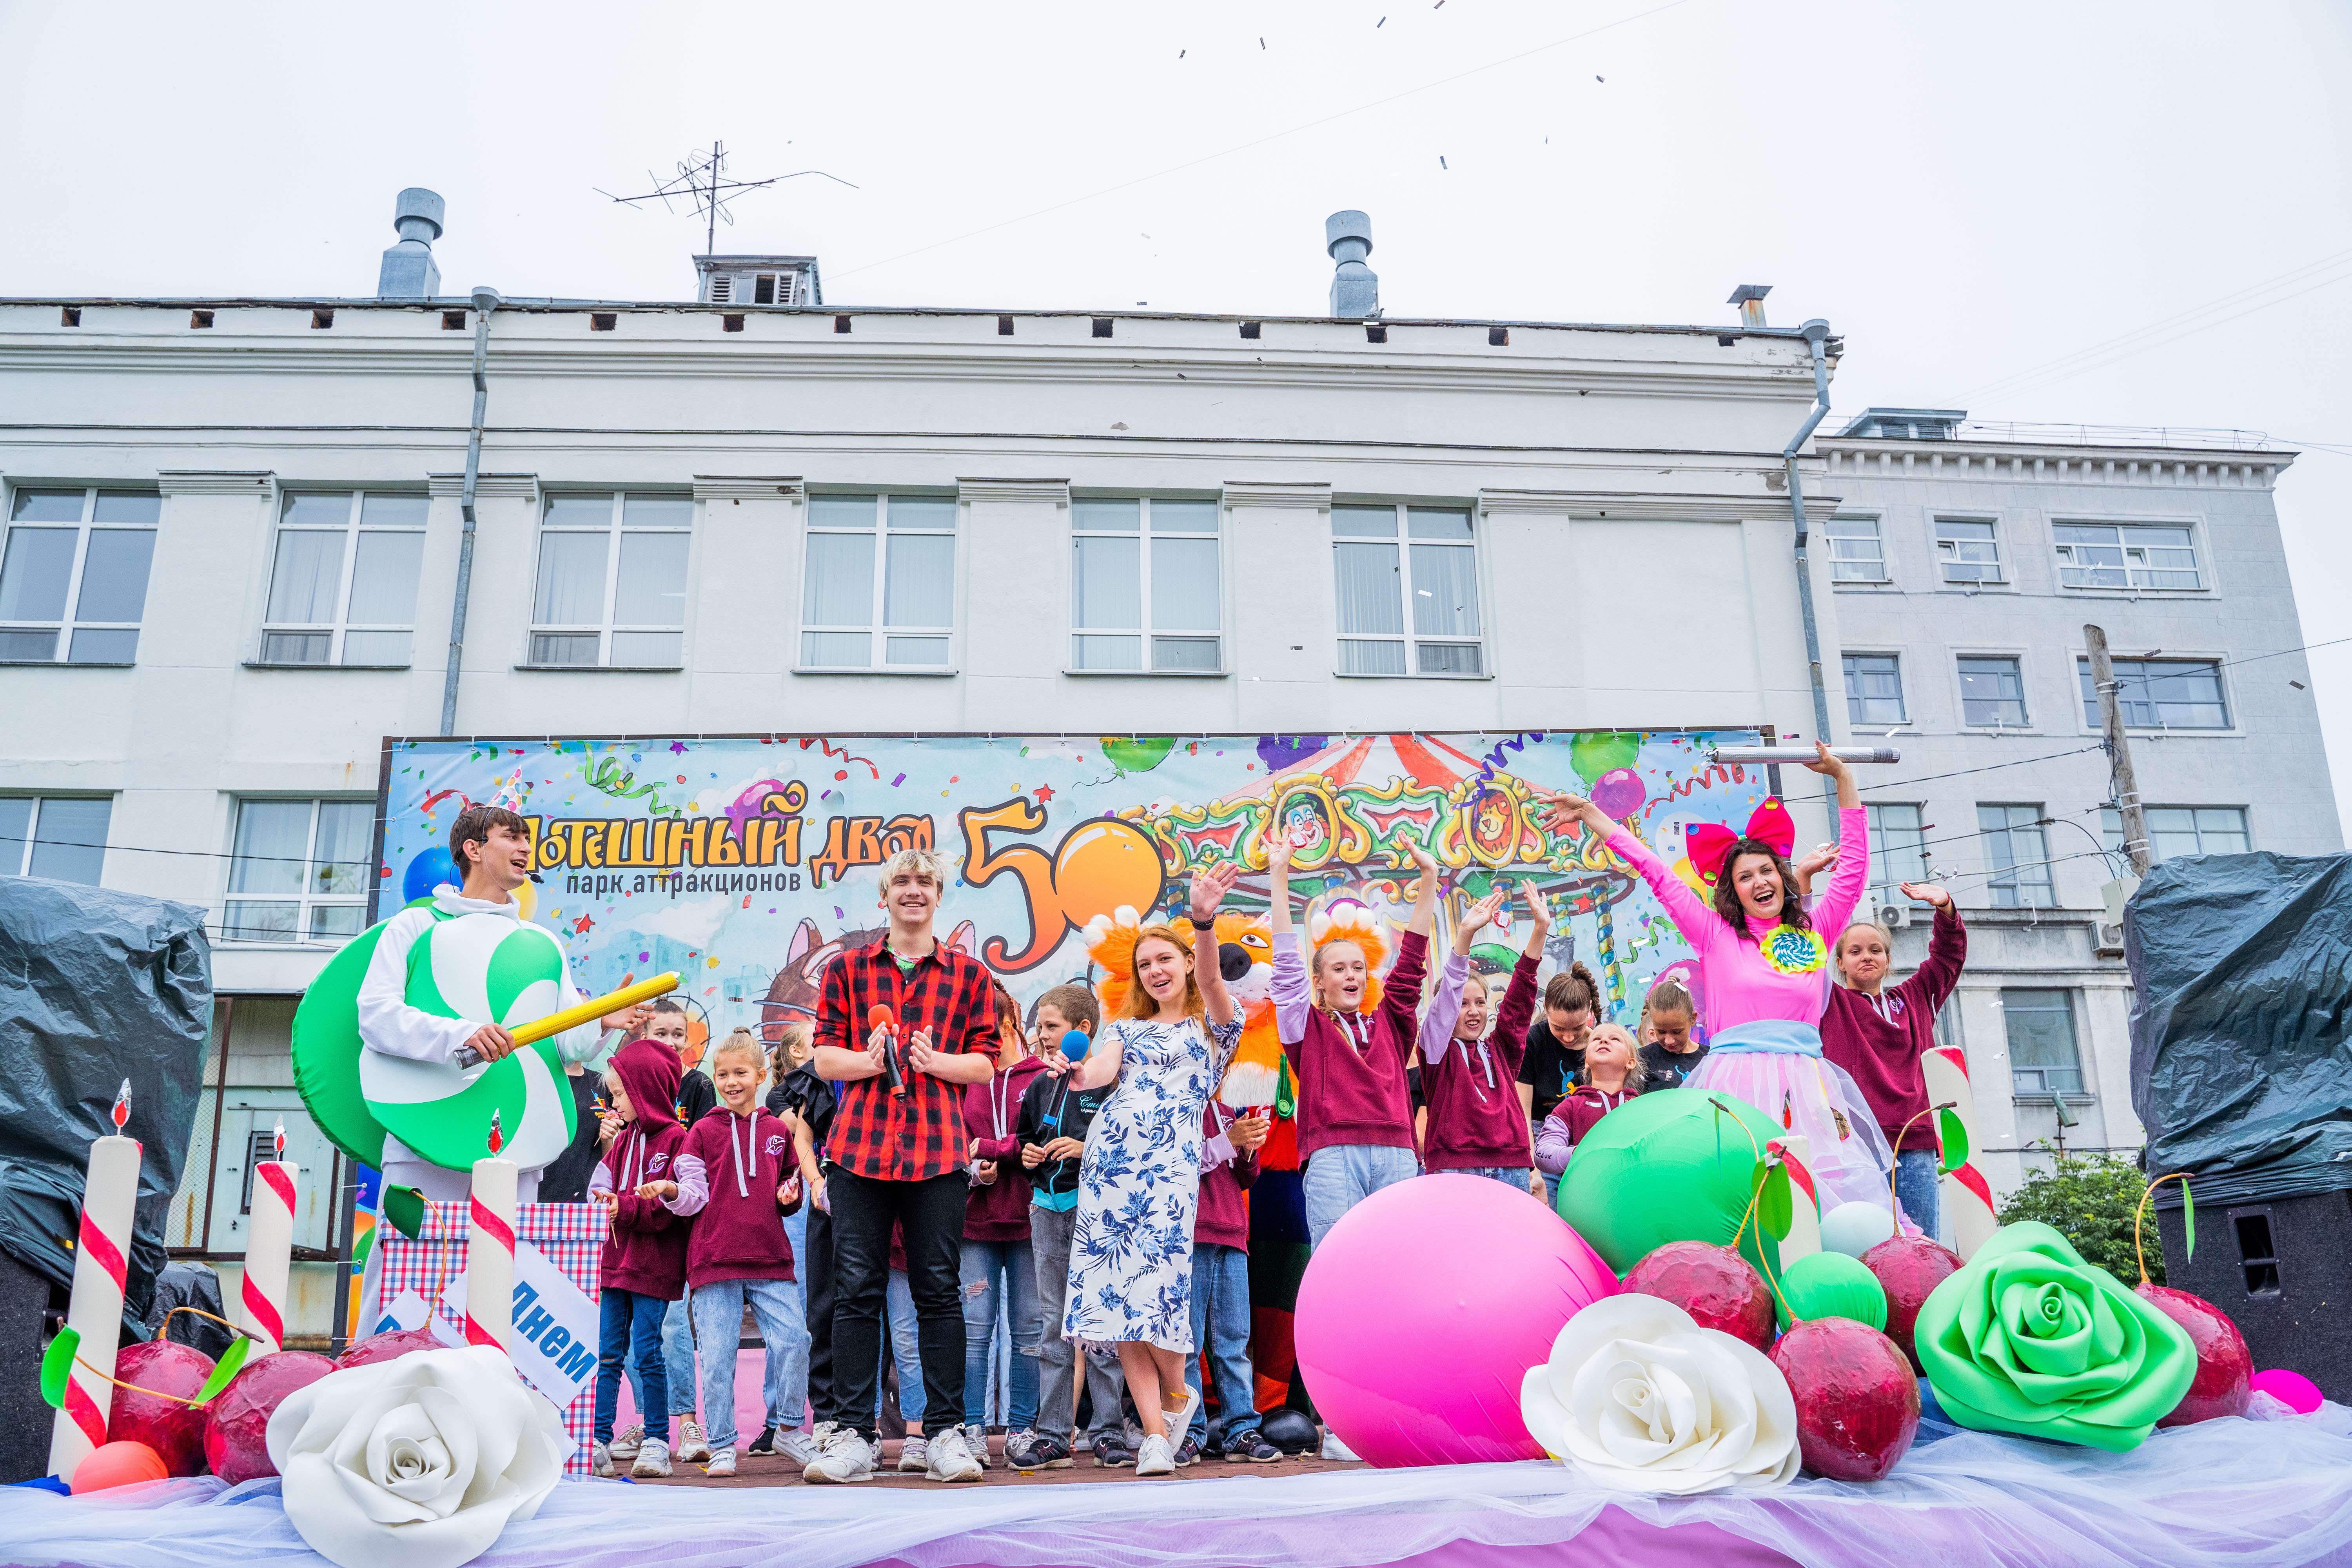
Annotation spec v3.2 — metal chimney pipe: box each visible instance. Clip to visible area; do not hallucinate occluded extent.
[379,188,446,298]
[1326,211,1379,319]
[1729,283,1772,329]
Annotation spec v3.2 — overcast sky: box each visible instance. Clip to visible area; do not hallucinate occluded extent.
[7,0,2350,826]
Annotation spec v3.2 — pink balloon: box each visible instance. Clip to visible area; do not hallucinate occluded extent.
[1592,768,1646,820]
[1295,1172,1618,1466]
[2250,1367,2325,1415]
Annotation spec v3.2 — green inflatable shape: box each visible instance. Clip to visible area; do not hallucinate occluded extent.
[1777,1249,1888,1331]
[1914,1220,2197,1452]
[1556,1086,1783,1283]
[290,906,415,1169]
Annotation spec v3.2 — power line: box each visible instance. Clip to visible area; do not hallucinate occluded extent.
[1855,744,2106,794]
[2214,632,2352,673]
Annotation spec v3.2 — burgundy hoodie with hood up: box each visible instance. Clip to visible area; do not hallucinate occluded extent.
[592,1039,692,1298]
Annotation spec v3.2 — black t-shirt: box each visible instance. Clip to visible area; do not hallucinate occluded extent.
[766,1063,837,1153]
[537,1069,603,1203]
[1518,1020,1585,1123]
[1639,1040,1710,1091]
[675,1065,717,1127]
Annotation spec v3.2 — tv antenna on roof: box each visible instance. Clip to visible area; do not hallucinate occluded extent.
[596,140,857,254]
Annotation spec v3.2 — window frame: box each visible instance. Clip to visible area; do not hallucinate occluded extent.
[1955,653,2031,729]
[1824,514,1890,584]
[2001,987,2088,1100]
[219,797,375,947]
[526,492,695,670]
[2100,804,2250,864]
[1841,650,1909,728]
[796,491,960,673]
[259,490,429,667]
[0,485,161,665]
[1978,802,2057,909]
[2051,519,2205,593]
[1864,802,1929,907]
[1933,515,2007,586]
[1066,495,1227,675]
[0,793,113,884]
[2077,655,2232,732]
[1329,501,1488,679]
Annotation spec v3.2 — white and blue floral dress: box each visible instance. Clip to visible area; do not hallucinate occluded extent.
[1064,1011,1244,1353]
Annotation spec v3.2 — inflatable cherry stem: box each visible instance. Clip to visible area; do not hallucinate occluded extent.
[2133,1171,2196,1287]
[1887,1100,1961,1216]
[1711,1096,1799,1327]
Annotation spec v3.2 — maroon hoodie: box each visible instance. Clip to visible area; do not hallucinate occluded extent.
[594,1040,690,1299]
[1194,1103,1258,1251]
[1821,906,1967,1152]
[679,1105,802,1288]
[964,1054,1049,1243]
[1274,927,1427,1159]
[1420,952,1541,1171]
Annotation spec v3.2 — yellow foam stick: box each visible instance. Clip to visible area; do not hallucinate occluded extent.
[510,972,681,1046]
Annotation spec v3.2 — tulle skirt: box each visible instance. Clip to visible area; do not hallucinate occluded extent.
[1684,1049,1917,1233]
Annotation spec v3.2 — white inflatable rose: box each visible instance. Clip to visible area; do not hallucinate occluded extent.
[265,1345,568,1568]
[1520,1293,1800,1495]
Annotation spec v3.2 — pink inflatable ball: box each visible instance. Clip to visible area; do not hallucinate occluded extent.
[335,1327,443,1370]
[1295,1172,1617,1468]
[108,1338,216,1477]
[2249,1367,2325,1416]
[202,1350,335,1484]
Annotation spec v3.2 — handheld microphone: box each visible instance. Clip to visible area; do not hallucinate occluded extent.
[868,1004,906,1097]
[1047,1029,1091,1128]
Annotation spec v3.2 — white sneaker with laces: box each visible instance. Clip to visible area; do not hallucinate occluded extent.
[1134,1433,1176,1476]
[898,1434,930,1472]
[924,1423,984,1483]
[592,1441,615,1478]
[675,1416,711,1463]
[962,1422,992,1469]
[801,1426,877,1484]
[777,1429,820,1466]
[608,1422,644,1460]
[632,1436,673,1477]
[1320,1428,1363,1463]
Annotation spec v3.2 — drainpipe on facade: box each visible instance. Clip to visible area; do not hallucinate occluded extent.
[1782,319,1841,836]
[439,286,501,736]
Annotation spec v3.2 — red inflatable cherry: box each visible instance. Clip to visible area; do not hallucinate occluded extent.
[2136,1283,2253,1426]
[1622,1240,1776,1352]
[1862,1234,1964,1372]
[108,1339,216,1477]
[1770,1316,1921,1482]
[335,1327,443,1370]
[201,1350,335,1485]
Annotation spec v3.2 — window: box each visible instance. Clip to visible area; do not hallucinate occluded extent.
[222,799,372,943]
[530,494,692,667]
[2078,657,2230,730]
[2100,805,2249,864]
[1842,653,1907,727]
[2003,988,2083,1097]
[1825,516,1888,583]
[801,494,956,669]
[1865,804,1929,905]
[0,488,159,663]
[262,492,427,665]
[1934,517,2004,584]
[1069,498,1221,671]
[1978,804,2055,908]
[0,796,111,884]
[1331,505,1483,676]
[1957,655,2028,726]
[2053,522,2201,591]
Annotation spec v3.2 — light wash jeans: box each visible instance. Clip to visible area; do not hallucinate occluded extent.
[1895,1149,1943,1245]
[1185,1243,1260,1445]
[1449,1164,1537,1194]
[1302,1144,1420,1250]
[689,1276,810,1452]
[626,1296,697,1422]
[961,1238,1040,1430]
[877,1267,925,1429]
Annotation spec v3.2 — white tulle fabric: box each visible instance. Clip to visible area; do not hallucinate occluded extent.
[263,1345,567,1568]
[1521,1294,1800,1495]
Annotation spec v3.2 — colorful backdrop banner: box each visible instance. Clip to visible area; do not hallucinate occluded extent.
[376,731,1777,1049]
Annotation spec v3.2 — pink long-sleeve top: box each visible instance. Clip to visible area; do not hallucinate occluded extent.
[1604,806,1870,1053]
[1272,928,1423,1158]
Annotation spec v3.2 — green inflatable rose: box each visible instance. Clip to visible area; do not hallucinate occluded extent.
[1914,1221,2195,1452]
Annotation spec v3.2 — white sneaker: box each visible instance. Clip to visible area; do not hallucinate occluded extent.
[675,1416,711,1463]
[608,1422,644,1459]
[1134,1433,1175,1476]
[924,1423,984,1483]
[898,1434,930,1473]
[1162,1388,1201,1452]
[776,1429,820,1466]
[632,1436,673,1477]
[802,1426,877,1484]
[592,1441,615,1478]
[1320,1428,1363,1463]
[962,1422,992,1469]
[705,1446,736,1477]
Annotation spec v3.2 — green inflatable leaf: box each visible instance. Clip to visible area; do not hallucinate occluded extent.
[1776,1250,1887,1331]
[2181,1180,2196,1263]
[381,1185,426,1240]
[194,1334,251,1406]
[39,1326,79,1410]
[1937,1106,1970,1174]
[1760,1161,1795,1241]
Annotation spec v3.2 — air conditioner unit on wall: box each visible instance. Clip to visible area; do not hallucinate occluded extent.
[1875,903,1914,930]
[2094,921,2126,955]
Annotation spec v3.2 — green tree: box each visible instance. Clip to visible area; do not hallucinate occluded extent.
[1996,1147,2163,1285]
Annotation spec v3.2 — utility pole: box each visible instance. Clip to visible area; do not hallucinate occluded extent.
[2085,624,2152,876]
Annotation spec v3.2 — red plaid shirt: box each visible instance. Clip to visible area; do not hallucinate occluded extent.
[817,935,997,1181]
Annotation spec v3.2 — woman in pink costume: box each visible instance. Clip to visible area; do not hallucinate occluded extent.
[1541,744,1903,1226]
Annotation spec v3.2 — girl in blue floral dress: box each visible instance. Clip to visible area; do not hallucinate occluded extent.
[1056,862,1244,1477]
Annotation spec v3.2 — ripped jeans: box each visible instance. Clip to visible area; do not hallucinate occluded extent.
[960,1238,1040,1430]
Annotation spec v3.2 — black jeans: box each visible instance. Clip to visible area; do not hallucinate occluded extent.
[823,1165,968,1442]
[805,1201,835,1419]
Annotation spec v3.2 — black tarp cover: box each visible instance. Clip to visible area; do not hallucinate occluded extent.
[0,878,211,1332]
[2127,850,2352,1207]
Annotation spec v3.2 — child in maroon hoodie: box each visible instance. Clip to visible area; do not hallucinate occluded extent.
[956,984,1049,1466]
[1534,1025,1644,1176]
[1417,881,1549,1194]
[591,1039,699,1478]
[670,1031,808,1475]
[1183,1100,1282,1465]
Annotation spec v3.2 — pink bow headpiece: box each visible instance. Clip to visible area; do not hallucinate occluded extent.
[1684,798,1797,887]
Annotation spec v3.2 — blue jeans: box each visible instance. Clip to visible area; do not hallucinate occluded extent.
[1895,1149,1942,1244]
[596,1287,671,1447]
[961,1238,1040,1430]
[878,1267,925,1428]
[1302,1144,1419,1250]
[690,1276,809,1452]
[1450,1165,1535,1192]
[626,1297,696,1421]
[1185,1243,1260,1445]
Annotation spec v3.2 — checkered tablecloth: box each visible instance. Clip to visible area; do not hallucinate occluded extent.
[374,1200,608,1475]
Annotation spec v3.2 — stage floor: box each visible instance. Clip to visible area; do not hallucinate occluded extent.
[638,1434,1357,1489]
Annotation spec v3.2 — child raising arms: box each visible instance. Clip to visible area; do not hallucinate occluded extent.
[1417,882,1550,1194]
[1534,1024,1644,1175]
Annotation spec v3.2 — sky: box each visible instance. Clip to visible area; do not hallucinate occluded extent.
[5,0,2350,824]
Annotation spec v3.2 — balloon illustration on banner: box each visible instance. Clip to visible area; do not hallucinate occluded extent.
[1570,731,1642,784]
[402,848,459,904]
[1591,768,1646,820]
[1102,735,1176,775]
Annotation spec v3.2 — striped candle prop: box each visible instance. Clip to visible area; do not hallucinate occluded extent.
[47,1080,141,1484]
[238,1118,296,1355]
[463,1111,519,1354]
[1922,1045,1998,1259]
[1769,1134,1824,1265]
